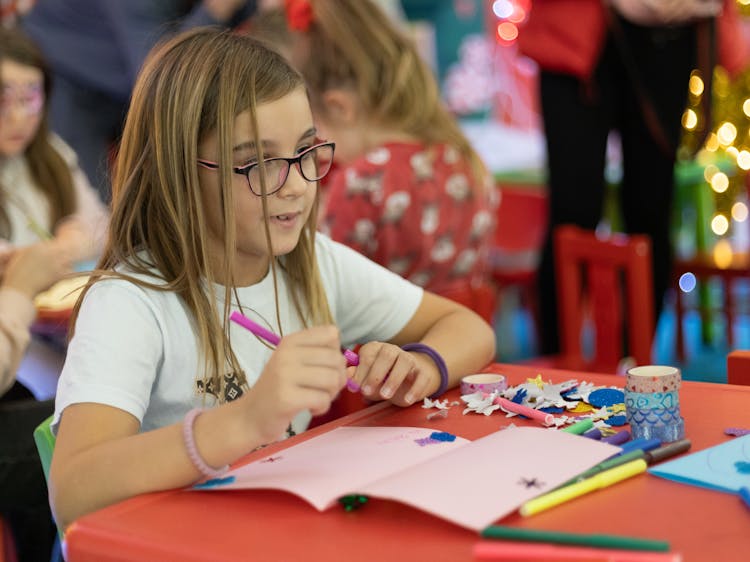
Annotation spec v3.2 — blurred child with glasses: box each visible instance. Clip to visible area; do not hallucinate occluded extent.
[49,28,495,530]
[0,26,107,562]
[250,0,499,324]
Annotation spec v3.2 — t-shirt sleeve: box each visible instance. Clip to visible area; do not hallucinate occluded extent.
[315,235,423,347]
[53,279,164,434]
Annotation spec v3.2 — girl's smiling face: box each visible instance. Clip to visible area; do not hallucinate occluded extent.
[197,88,320,285]
[0,58,44,157]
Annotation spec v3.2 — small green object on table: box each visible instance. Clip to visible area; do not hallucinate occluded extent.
[338,494,369,511]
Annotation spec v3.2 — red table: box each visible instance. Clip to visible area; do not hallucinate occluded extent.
[64,363,750,562]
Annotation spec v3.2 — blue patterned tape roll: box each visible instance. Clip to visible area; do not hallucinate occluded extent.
[630,416,685,442]
[626,406,682,426]
[624,390,679,410]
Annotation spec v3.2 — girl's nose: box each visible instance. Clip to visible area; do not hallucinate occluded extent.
[277,162,310,197]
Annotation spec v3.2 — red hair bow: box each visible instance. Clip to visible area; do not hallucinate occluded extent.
[284,0,313,32]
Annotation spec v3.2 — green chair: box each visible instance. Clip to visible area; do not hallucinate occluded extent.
[33,415,63,544]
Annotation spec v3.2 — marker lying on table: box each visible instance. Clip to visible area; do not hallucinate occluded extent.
[492,396,555,426]
[480,526,670,552]
[555,439,691,490]
[561,418,594,435]
[473,540,682,562]
[616,437,661,456]
[601,429,631,445]
[520,459,648,517]
[229,311,360,392]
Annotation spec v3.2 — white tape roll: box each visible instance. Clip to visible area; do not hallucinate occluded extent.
[460,373,508,396]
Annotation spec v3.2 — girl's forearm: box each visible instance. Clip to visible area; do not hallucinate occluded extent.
[418,308,496,390]
[51,399,264,530]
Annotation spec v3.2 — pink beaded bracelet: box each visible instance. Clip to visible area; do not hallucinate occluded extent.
[182,408,229,480]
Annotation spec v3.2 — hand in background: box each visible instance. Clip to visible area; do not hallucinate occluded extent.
[610,0,722,26]
[2,241,74,299]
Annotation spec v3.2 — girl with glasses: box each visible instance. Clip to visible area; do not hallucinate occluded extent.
[49,28,495,530]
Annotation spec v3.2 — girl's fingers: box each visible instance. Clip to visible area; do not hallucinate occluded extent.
[378,353,417,399]
[356,344,401,396]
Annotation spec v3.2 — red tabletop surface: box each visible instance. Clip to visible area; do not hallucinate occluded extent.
[64,363,750,562]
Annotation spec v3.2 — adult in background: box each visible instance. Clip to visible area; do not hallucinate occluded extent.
[519,0,725,356]
[22,0,257,202]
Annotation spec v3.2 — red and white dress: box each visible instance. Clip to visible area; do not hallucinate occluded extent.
[321,141,498,318]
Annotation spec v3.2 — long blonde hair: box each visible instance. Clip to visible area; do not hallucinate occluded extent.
[72,28,333,400]
[284,0,487,183]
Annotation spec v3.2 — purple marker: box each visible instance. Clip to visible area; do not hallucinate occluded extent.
[601,429,631,446]
[230,311,360,391]
[582,428,603,440]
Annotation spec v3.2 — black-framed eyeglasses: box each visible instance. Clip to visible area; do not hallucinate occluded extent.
[197,141,335,196]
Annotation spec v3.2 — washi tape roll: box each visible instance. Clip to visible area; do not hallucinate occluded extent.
[630,416,685,442]
[625,365,681,393]
[626,406,683,426]
[460,373,507,396]
[624,390,680,410]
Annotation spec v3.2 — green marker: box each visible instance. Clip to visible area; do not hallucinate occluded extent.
[480,526,670,552]
[561,418,594,435]
[556,449,646,489]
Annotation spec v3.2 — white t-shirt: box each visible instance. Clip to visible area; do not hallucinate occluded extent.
[53,234,423,435]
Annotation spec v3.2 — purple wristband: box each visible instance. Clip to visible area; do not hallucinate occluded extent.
[183,408,229,480]
[401,343,449,399]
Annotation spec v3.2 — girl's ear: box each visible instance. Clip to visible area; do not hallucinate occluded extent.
[320,88,359,125]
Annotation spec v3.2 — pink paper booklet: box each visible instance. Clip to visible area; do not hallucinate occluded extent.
[196,425,620,531]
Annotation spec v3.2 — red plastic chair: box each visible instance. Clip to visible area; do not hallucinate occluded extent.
[489,185,548,334]
[0,516,18,562]
[726,350,750,385]
[546,225,655,373]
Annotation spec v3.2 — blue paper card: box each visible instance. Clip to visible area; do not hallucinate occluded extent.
[649,434,750,493]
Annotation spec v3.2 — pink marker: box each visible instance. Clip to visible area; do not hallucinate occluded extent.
[229,311,360,392]
[492,396,555,426]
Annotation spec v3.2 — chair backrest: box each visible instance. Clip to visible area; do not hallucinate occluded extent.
[554,225,654,372]
[33,415,61,539]
[726,350,750,385]
[491,185,548,274]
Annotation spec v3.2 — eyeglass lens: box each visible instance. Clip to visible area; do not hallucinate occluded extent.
[248,143,334,195]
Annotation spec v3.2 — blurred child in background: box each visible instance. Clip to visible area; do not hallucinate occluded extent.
[252,0,499,324]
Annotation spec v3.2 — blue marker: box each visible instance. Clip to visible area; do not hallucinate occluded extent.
[739,487,750,512]
[616,437,661,456]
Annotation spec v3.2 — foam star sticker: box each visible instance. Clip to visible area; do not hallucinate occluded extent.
[527,374,545,389]
[608,403,626,414]
[461,391,502,416]
[422,397,450,410]
[565,381,598,401]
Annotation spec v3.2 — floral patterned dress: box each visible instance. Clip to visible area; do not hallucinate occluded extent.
[321,141,498,303]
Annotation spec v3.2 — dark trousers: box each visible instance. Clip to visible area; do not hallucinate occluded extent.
[0,383,56,562]
[537,19,697,354]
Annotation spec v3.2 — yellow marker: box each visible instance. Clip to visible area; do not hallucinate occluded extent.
[520,458,647,517]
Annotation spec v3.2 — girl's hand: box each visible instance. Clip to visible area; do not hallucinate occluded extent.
[241,325,348,443]
[352,342,440,407]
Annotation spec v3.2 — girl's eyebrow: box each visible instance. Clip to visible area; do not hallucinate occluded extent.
[231,127,318,153]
